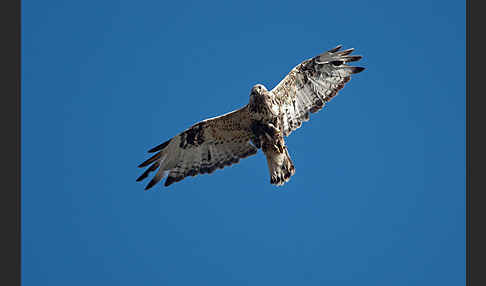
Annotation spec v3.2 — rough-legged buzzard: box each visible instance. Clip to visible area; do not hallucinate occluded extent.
[137,45,365,189]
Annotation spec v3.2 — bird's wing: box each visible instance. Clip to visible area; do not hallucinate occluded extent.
[137,105,258,189]
[271,45,365,137]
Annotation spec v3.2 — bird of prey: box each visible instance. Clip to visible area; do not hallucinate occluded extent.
[137,45,365,189]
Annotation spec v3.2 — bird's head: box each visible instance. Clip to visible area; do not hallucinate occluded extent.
[249,84,271,112]
[250,84,268,97]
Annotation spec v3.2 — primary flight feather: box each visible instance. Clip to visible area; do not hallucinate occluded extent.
[137,45,365,189]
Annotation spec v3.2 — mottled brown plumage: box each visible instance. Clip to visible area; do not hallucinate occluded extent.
[137,45,365,189]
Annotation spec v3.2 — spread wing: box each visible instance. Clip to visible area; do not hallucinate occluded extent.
[271,45,365,136]
[137,106,258,189]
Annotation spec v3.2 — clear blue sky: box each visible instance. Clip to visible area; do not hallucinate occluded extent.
[22,1,465,285]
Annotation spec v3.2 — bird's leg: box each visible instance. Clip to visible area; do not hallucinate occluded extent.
[257,122,278,138]
[274,134,286,154]
[251,121,277,139]
[250,120,283,152]
[267,123,280,137]
[267,120,286,153]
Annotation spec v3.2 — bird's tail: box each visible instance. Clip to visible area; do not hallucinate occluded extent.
[265,146,295,186]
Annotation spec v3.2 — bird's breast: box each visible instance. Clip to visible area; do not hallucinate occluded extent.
[249,93,279,118]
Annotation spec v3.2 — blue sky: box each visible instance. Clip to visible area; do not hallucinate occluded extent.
[22,1,465,285]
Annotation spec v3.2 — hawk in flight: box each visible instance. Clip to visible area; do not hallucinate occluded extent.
[137,45,365,189]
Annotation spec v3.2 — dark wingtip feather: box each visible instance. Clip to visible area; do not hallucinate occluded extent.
[351,67,366,74]
[136,172,148,182]
[144,181,155,190]
[343,55,362,63]
[331,60,344,66]
[137,162,160,182]
[164,176,177,187]
[148,139,171,153]
[337,48,355,56]
[328,45,342,53]
[138,152,161,168]
[145,176,160,190]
